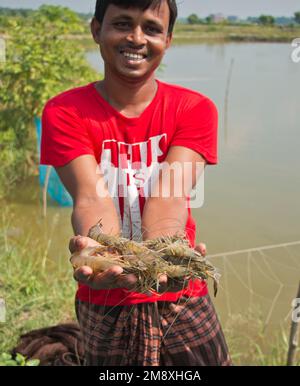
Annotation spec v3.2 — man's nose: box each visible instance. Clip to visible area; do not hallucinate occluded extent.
[126,26,146,46]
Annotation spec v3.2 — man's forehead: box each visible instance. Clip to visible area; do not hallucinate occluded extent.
[104,2,170,23]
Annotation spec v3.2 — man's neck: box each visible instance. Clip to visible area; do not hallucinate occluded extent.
[96,70,158,118]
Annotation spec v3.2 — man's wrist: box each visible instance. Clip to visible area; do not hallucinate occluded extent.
[72,204,121,236]
[142,197,187,240]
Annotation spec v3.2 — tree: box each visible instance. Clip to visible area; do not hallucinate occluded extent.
[0,6,98,196]
[0,7,33,17]
[258,15,275,26]
[205,15,213,24]
[295,12,300,24]
[187,14,201,25]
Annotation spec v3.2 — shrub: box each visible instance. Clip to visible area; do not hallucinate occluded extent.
[0,5,98,197]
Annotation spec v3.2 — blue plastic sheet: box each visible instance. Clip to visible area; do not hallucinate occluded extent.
[35,117,73,207]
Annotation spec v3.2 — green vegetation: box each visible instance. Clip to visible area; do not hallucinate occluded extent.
[185,12,300,27]
[0,5,98,199]
[0,7,89,33]
[0,211,75,357]
[187,14,202,25]
[0,353,39,366]
[173,23,300,43]
[258,15,275,26]
[173,11,300,42]
[224,310,300,366]
[0,7,34,18]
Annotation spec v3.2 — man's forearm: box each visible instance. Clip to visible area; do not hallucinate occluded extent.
[141,197,188,240]
[72,198,121,236]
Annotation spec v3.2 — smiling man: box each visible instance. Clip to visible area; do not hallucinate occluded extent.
[41,0,231,366]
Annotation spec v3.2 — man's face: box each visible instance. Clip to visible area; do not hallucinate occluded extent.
[91,1,172,81]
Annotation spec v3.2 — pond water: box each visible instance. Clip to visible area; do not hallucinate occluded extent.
[5,42,300,331]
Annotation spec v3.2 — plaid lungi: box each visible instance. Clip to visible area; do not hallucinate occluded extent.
[75,294,232,366]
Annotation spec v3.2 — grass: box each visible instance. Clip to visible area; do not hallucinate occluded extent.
[224,308,300,366]
[173,23,300,43]
[0,211,76,355]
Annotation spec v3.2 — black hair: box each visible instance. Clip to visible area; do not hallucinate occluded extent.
[94,0,178,34]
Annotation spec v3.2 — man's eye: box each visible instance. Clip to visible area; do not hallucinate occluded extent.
[114,22,130,28]
[146,26,161,34]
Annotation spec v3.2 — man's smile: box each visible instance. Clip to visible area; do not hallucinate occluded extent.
[119,48,148,64]
[119,54,147,66]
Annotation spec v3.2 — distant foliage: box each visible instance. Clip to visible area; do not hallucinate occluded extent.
[258,15,275,26]
[187,14,201,25]
[295,12,300,24]
[205,16,213,24]
[0,5,98,197]
[0,7,34,18]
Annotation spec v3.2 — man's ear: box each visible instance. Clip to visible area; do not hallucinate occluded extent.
[165,32,173,50]
[91,17,102,44]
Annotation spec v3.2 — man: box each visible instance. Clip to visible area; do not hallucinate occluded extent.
[41,0,231,366]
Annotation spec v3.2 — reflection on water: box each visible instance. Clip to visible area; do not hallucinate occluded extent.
[4,177,72,261]
[5,43,300,328]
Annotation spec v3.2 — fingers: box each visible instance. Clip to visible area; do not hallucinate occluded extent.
[195,242,207,257]
[73,266,93,284]
[74,266,188,293]
[73,265,137,291]
[69,235,87,253]
[115,273,138,290]
[92,266,124,288]
[69,235,100,253]
[157,274,189,294]
[158,274,168,287]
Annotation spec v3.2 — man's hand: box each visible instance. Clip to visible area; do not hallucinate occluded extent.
[69,236,138,291]
[195,242,206,257]
[69,236,207,293]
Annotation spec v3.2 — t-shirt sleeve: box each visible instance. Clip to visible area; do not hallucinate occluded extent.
[171,96,218,165]
[40,100,95,167]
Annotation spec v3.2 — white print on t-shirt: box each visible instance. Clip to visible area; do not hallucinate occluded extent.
[97,134,205,240]
[98,134,167,240]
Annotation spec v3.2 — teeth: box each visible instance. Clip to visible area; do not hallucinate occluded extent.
[122,52,144,60]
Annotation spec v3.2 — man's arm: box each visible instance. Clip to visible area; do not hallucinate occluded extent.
[142,146,206,240]
[56,154,138,290]
[55,154,120,236]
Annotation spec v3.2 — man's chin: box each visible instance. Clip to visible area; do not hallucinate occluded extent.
[117,68,155,83]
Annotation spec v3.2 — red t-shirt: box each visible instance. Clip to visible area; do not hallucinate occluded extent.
[41,80,218,306]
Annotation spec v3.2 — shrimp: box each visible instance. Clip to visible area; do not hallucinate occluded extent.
[70,246,124,273]
[71,220,221,297]
[88,221,158,259]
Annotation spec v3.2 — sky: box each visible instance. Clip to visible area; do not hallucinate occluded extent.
[0,0,299,18]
